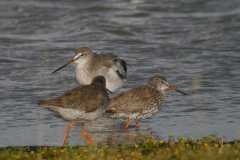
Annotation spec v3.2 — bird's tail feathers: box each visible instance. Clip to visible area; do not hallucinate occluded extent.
[37,99,61,107]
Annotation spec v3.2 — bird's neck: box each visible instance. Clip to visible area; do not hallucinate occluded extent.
[148,85,166,103]
[76,57,94,71]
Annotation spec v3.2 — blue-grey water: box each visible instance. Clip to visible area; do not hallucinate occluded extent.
[0,0,240,147]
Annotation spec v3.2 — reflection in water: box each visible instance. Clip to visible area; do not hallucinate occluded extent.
[62,116,154,147]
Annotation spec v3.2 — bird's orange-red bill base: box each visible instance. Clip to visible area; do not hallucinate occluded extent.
[52,59,77,74]
[167,85,187,95]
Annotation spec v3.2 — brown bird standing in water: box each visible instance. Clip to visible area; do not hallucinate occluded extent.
[106,76,187,129]
[38,76,109,146]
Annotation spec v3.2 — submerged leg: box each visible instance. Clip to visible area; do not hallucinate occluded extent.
[125,121,131,129]
[82,123,94,146]
[136,121,139,129]
[62,120,77,147]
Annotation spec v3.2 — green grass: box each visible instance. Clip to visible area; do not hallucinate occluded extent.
[1,134,239,160]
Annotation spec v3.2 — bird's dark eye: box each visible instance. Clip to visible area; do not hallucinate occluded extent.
[161,81,164,84]
[76,53,84,60]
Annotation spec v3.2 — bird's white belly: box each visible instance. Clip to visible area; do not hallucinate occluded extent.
[106,68,124,92]
[76,66,124,93]
[107,107,160,121]
[43,105,107,122]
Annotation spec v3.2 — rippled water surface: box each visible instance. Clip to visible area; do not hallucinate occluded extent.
[0,0,240,147]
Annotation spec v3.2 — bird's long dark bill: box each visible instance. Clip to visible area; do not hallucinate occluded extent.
[52,59,76,74]
[167,85,187,95]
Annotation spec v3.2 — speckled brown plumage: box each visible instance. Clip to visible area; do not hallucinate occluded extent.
[106,75,187,129]
[107,86,164,114]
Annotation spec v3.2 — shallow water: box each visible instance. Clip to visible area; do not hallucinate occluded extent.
[0,0,240,147]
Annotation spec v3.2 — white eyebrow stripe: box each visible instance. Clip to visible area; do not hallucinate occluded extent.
[74,53,83,60]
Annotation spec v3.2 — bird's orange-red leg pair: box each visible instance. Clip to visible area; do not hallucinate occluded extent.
[124,121,139,130]
[62,120,94,147]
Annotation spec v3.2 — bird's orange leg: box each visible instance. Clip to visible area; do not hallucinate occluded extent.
[82,123,94,146]
[136,121,139,129]
[125,121,131,130]
[62,120,76,147]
